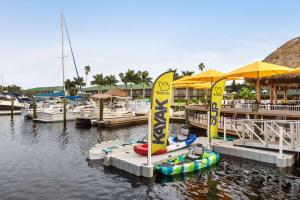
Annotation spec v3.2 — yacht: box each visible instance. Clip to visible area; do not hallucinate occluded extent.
[0,93,23,115]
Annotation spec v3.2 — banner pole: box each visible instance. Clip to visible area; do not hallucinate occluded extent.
[147,109,152,166]
[207,110,211,149]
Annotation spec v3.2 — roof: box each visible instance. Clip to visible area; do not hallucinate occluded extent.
[85,83,153,91]
[26,86,63,92]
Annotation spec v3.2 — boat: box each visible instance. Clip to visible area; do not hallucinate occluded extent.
[0,93,23,115]
[133,128,197,156]
[76,96,135,127]
[155,143,220,175]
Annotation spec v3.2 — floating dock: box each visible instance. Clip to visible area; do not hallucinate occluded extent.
[100,137,295,178]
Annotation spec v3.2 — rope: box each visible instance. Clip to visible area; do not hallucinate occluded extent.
[62,14,83,98]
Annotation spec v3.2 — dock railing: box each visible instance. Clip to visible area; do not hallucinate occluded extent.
[228,119,300,152]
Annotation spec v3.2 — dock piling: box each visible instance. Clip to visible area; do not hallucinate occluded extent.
[33,97,37,118]
[10,98,14,120]
[99,99,104,122]
[63,98,67,127]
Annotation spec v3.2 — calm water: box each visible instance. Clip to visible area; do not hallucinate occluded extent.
[1,115,300,200]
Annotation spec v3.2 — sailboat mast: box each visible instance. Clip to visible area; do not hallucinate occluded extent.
[1,74,3,93]
[61,13,65,94]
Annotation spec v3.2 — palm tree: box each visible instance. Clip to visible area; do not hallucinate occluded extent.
[73,77,86,94]
[91,73,107,93]
[124,69,141,99]
[84,65,91,88]
[168,68,181,80]
[119,73,129,89]
[139,71,152,98]
[198,63,205,72]
[181,70,195,76]
[65,79,77,96]
[105,75,118,88]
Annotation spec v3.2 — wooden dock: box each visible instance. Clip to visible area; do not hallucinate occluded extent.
[100,115,148,128]
[96,116,186,128]
[100,137,295,177]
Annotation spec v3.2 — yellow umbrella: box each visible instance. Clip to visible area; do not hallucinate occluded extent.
[172,76,199,85]
[286,67,300,74]
[173,82,211,89]
[185,69,242,83]
[186,69,224,82]
[223,61,292,103]
[172,76,209,102]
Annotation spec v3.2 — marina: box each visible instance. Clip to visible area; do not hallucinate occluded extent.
[2,1,300,199]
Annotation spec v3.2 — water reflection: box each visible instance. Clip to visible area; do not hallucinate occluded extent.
[1,116,300,200]
[9,119,15,137]
[58,127,69,150]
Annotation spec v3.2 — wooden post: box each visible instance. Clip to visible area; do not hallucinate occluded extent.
[284,88,288,103]
[270,83,274,103]
[99,99,104,122]
[256,78,261,104]
[185,107,189,127]
[274,86,278,104]
[10,98,14,120]
[224,117,227,141]
[33,97,37,118]
[63,98,67,127]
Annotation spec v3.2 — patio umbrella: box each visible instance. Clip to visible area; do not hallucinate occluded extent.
[172,76,204,102]
[173,82,211,89]
[186,69,224,83]
[223,61,292,103]
[286,67,300,74]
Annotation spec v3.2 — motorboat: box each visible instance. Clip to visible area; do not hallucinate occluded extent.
[0,93,23,115]
[33,103,83,123]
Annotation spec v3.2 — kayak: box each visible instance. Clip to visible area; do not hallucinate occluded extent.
[133,133,196,156]
[155,150,220,175]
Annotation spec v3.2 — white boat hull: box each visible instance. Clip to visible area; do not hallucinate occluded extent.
[33,111,80,122]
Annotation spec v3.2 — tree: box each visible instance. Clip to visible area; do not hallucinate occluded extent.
[119,73,129,89]
[181,70,195,76]
[124,69,141,99]
[105,75,118,88]
[65,79,77,96]
[238,87,254,100]
[84,65,91,88]
[73,77,86,94]
[91,73,107,93]
[198,63,205,72]
[139,71,152,98]
[167,68,181,80]
[4,84,22,94]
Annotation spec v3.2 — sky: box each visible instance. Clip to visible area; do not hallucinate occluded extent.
[1,0,300,89]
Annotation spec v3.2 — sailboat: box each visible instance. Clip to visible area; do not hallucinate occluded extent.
[33,14,84,122]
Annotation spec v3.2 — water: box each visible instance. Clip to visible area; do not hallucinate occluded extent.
[1,115,300,200]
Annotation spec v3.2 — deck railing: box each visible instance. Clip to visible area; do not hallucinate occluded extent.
[226,119,300,152]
